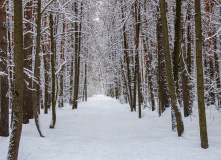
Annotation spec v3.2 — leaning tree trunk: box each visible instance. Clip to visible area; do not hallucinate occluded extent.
[32,0,44,137]
[0,0,9,137]
[194,0,209,149]
[159,0,184,137]
[7,0,24,158]
[49,14,56,129]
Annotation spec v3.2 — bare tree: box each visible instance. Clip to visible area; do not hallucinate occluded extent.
[0,0,9,137]
[7,0,24,158]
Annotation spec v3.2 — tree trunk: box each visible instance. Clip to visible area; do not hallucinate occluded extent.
[59,19,65,108]
[73,2,80,109]
[0,0,9,137]
[121,2,133,111]
[173,0,182,93]
[49,14,56,129]
[134,1,142,118]
[157,15,170,116]
[181,28,192,117]
[32,0,44,137]
[23,0,33,124]
[69,23,74,104]
[194,0,209,149]
[7,0,23,158]
[43,48,49,114]
[84,61,87,101]
[159,0,184,136]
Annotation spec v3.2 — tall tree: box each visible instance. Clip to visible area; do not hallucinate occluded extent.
[173,0,182,92]
[49,14,56,128]
[194,0,209,149]
[32,0,44,137]
[0,0,9,137]
[7,0,24,158]
[157,15,170,116]
[23,0,33,124]
[159,0,184,136]
[73,2,81,109]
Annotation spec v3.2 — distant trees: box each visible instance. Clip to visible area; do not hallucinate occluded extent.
[0,0,219,156]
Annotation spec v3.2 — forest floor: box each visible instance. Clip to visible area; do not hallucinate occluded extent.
[1,95,221,160]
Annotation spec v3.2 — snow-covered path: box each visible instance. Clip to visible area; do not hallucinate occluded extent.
[1,95,221,160]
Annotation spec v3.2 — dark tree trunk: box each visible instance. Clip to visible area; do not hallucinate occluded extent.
[157,16,170,116]
[0,0,9,137]
[173,0,182,93]
[7,0,24,158]
[134,1,142,118]
[23,0,33,124]
[121,2,133,111]
[49,14,56,129]
[181,29,192,117]
[159,0,184,136]
[69,23,74,104]
[43,48,49,114]
[195,0,209,149]
[59,19,65,108]
[73,2,81,109]
[32,0,44,137]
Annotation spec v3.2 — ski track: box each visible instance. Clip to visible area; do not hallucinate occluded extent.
[1,95,221,160]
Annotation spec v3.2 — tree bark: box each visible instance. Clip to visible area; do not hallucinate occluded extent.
[49,14,56,129]
[43,46,49,114]
[159,0,184,136]
[0,0,9,137]
[73,2,80,109]
[181,30,192,117]
[32,0,44,137]
[23,0,33,124]
[121,2,133,111]
[194,0,209,149]
[7,0,23,158]
[173,0,182,93]
[157,15,170,116]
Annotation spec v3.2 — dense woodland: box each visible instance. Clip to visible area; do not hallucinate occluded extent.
[0,0,220,159]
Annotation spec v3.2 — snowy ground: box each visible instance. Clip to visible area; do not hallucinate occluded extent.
[1,95,221,160]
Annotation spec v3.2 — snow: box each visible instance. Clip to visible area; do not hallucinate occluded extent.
[1,95,221,160]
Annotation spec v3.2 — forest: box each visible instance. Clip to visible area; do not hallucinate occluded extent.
[0,0,221,159]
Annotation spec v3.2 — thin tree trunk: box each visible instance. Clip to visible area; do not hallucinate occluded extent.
[121,3,133,111]
[134,1,142,118]
[49,14,56,129]
[84,61,87,101]
[32,0,44,137]
[23,0,33,124]
[43,45,49,114]
[7,0,23,158]
[59,19,65,108]
[173,0,182,93]
[194,0,209,149]
[69,23,74,104]
[159,0,184,136]
[0,0,9,137]
[73,2,79,109]
[181,28,192,117]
